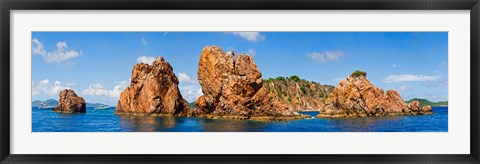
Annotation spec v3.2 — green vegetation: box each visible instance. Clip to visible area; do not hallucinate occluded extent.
[318,93,324,98]
[289,75,300,82]
[300,86,306,94]
[188,102,196,109]
[263,77,275,83]
[405,98,448,107]
[275,76,286,81]
[350,70,367,78]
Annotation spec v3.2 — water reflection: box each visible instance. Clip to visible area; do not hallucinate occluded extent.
[197,119,268,132]
[32,107,448,132]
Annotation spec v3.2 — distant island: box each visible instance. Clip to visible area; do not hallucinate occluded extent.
[406,98,448,107]
[32,99,110,108]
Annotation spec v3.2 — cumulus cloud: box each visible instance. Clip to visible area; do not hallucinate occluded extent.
[178,72,196,84]
[137,56,156,65]
[81,81,128,98]
[226,32,265,42]
[247,49,256,56]
[306,51,344,63]
[179,85,203,103]
[397,85,412,91]
[32,38,81,64]
[422,76,448,88]
[332,77,347,83]
[384,74,440,83]
[32,79,69,96]
[141,37,148,46]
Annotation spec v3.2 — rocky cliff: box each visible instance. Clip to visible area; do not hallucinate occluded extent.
[52,89,86,113]
[263,76,334,111]
[318,71,433,118]
[194,46,307,121]
[115,56,191,117]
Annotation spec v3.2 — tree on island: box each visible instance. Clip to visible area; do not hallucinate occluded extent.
[350,70,367,77]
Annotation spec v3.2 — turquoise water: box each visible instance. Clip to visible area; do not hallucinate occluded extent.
[32,107,448,132]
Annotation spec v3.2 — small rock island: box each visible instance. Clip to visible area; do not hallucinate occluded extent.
[318,70,433,118]
[52,89,86,113]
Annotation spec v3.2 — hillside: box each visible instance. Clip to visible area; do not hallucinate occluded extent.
[188,102,196,109]
[32,99,58,107]
[263,75,334,111]
[406,98,448,107]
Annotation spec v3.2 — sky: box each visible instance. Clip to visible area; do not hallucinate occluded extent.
[31,32,448,105]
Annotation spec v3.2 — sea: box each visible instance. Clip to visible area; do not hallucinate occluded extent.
[32,107,448,132]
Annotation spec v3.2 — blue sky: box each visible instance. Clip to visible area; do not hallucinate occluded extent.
[32,32,448,105]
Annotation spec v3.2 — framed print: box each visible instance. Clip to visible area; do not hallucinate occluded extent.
[1,0,479,163]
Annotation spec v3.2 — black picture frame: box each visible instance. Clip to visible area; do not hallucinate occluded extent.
[1,0,479,163]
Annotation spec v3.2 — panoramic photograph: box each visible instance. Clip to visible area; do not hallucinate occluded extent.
[31,32,448,132]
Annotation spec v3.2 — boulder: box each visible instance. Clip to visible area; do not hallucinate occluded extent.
[421,105,433,114]
[115,56,191,116]
[194,46,307,121]
[52,89,86,113]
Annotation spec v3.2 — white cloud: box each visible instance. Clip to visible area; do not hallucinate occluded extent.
[32,38,80,64]
[226,46,236,51]
[141,37,148,46]
[392,64,397,68]
[397,85,412,91]
[384,74,441,83]
[179,85,203,103]
[226,32,265,42]
[333,77,347,83]
[422,76,448,88]
[178,72,196,84]
[247,49,256,56]
[137,56,156,65]
[306,51,344,63]
[32,79,69,96]
[66,82,78,87]
[82,81,128,98]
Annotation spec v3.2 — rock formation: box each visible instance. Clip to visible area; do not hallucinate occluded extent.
[263,76,334,111]
[115,56,191,117]
[194,46,307,121]
[52,89,86,113]
[317,71,433,118]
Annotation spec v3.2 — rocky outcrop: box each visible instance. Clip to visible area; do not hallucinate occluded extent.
[52,89,86,113]
[115,56,191,117]
[263,76,334,111]
[194,46,308,121]
[317,72,433,118]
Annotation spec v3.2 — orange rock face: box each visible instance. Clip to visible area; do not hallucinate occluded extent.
[194,46,307,121]
[53,89,86,113]
[318,75,433,118]
[115,56,191,116]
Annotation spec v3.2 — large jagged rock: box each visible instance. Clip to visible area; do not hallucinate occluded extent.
[194,46,307,121]
[318,73,433,118]
[115,56,191,116]
[52,89,86,113]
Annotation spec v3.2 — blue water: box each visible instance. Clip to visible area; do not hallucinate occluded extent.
[32,107,448,132]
